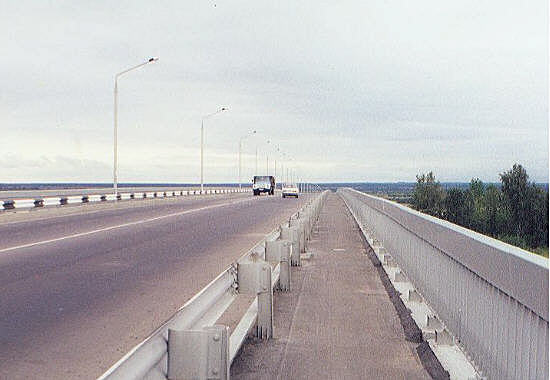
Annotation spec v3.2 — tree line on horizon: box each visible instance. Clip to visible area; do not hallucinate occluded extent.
[411,164,548,256]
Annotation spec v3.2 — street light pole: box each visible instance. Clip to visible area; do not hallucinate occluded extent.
[274,145,280,188]
[238,139,242,189]
[113,57,158,197]
[200,119,204,192]
[238,130,256,189]
[200,107,228,193]
[114,80,118,196]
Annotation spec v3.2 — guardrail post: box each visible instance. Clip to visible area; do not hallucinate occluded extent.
[167,325,229,380]
[290,219,306,253]
[280,225,301,266]
[393,270,406,282]
[3,200,14,209]
[435,329,454,346]
[278,250,290,291]
[237,258,273,339]
[407,289,423,303]
[426,315,442,330]
[300,211,312,241]
[266,240,292,291]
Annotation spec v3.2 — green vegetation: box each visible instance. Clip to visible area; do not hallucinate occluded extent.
[412,164,548,258]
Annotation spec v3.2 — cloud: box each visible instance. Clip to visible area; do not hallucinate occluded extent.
[0,0,547,183]
[0,154,110,182]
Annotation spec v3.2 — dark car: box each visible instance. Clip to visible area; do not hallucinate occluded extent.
[253,176,275,196]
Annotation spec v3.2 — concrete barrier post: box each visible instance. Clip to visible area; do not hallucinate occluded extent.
[167,325,229,380]
[237,259,273,339]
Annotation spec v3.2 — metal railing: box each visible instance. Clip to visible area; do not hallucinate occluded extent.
[339,188,548,380]
[98,191,328,380]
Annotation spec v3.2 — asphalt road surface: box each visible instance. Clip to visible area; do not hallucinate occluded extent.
[0,192,311,379]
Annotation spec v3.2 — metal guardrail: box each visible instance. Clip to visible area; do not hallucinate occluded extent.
[98,191,329,380]
[1,188,249,210]
[339,188,548,380]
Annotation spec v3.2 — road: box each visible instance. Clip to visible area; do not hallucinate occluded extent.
[0,192,311,379]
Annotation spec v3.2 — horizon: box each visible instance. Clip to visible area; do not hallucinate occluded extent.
[2,180,548,185]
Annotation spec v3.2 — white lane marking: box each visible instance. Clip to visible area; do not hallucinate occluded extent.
[0,197,258,254]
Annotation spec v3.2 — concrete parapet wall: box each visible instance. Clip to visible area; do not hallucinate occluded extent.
[339,188,549,380]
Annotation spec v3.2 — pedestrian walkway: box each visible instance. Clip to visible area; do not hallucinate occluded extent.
[231,193,436,379]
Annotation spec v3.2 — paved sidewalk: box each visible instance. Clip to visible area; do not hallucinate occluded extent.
[231,193,433,379]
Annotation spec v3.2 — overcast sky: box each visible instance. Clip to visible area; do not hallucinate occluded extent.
[1,1,548,183]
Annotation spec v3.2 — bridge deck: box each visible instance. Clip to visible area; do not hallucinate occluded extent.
[231,193,437,379]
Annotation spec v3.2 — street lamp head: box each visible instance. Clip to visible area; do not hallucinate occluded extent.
[221,107,228,111]
[149,57,159,62]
